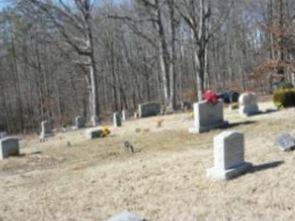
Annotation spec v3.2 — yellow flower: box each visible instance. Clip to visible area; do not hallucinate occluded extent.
[101,127,111,137]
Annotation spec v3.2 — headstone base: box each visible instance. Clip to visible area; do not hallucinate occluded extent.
[239,105,259,116]
[207,162,252,181]
[189,121,229,134]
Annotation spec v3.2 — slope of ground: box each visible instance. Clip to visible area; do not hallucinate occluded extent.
[0,102,294,221]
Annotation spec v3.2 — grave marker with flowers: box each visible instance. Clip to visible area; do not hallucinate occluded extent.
[189,90,228,133]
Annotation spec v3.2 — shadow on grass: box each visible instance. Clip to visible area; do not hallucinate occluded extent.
[18,151,42,157]
[242,109,278,117]
[250,160,284,173]
[225,120,256,129]
[256,109,278,116]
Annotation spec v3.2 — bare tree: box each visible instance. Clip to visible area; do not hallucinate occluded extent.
[27,0,100,125]
[177,0,232,100]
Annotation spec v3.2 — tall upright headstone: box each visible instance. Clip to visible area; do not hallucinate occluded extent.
[121,110,127,121]
[207,131,252,180]
[0,137,19,160]
[239,92,259,116]
[189,101,228,133]
[40,120,53,142]
[113,112,122,128]
[75,116,86,129]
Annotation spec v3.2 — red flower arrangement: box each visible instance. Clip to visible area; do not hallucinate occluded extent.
[203,90,219,104]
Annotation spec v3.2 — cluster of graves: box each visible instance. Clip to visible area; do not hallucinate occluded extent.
[0,92,289,182]
[0,102,163,159]
[0,91,266,182]
[1,91,294,221]
[187,92,259,181]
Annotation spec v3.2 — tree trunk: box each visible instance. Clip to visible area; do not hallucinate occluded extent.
[85,1,99,125]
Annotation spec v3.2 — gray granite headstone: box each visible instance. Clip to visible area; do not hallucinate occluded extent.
[106,211,146,221]
[75,116,86,129]
[275,133,295,151]
[189,101,228,133]
[138,102,161,118]
[0,137,20,160]
[85,128,103,139]
[113,112,122,128]
[207,131,252,180]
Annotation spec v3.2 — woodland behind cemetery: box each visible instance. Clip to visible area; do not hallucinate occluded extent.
[0,0,294,133]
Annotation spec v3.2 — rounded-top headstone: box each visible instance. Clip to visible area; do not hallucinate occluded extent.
[238,92,259,116]
[239,92,257,106]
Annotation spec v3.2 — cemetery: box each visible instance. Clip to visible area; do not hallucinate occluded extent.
[0,0,294,220]
[1,98,295,221]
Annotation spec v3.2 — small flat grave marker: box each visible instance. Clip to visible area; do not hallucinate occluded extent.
[106,211,146,221]
[275,133,295,151]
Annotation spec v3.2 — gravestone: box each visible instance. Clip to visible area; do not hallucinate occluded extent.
[207,131,252,180]
[0,137,20,160]
[40,120,53,142]
[239,92,259,116]
[229,91,240,103]
[85,128,103,139]
[189,101,228,133]
[0,131,7,139]
[113,112,122,128]
[106,211,146,221]
[75,116,86,129]
[181,101,193,111]
[138,102,161,118]
[218,91,240,104]
[121,110,127,121]
[275,133,295,151]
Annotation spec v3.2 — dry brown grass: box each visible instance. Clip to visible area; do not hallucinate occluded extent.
[1,101,295,221]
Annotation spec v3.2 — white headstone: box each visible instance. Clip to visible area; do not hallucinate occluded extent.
[40,121,53,142]
[207,131,252,180]
[189,101,228,133]
[121,110,127,121]
[239,92,259,116]
[0,137,19,160]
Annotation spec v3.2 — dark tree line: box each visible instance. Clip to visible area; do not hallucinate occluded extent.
[0,0,294,133]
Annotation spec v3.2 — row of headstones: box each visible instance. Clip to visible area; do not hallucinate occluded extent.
[113,103,162,127]
[39,116,86,141]
[0,110,130,157]
[189,92,259,133]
